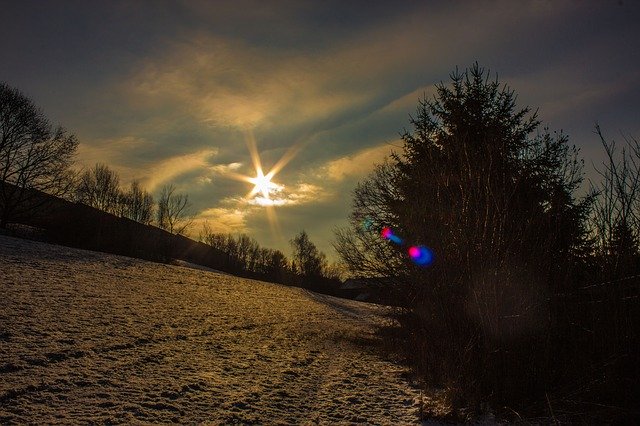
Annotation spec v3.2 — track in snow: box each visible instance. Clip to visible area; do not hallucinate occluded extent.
[0,235,421,424]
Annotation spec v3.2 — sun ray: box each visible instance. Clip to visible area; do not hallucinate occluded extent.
[265,144,302,180]
[224,171,255,184]
[214,131,301,241]
[244,128,263,177]
[265,205,281,238]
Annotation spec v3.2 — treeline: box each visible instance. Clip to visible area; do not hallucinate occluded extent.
[74,163,192,236]
[335,64,639,422]
[72,165,342,291]
[200,225,341,292]
[72,165,343,290]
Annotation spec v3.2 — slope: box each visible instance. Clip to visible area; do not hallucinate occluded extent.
[0,235,421,424]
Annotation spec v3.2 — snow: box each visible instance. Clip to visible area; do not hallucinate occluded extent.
[0,235,423,424]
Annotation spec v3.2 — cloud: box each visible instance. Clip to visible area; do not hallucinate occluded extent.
[241,181,328,208]
[141,148,219,192]
[95,1,587,184]
[193,179,327,236]
[122,34,375,132]
[207,162,243,176]
[197,205,249,234]
[320,143,397,181]
[283,183,328,204]
[75,136,155,183]
[76,136,148,163]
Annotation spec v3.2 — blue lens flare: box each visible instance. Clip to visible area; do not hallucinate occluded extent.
[389,235,403,244]
[408,245,435,266]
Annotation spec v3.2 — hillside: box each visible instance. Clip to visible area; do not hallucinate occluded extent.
[0,235,422,424]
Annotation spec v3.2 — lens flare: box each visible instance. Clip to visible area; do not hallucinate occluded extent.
[381,227,392,239]
[408,245,435,266]
[374,223,435,267]
[381,227,403,244]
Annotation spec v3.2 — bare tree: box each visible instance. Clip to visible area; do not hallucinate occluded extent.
[236,234,258,271]
[121,180,154,225]
[0,82,78,227]
[333,161,405,279]
[199,221,227,248]
[323,260,347,281]
[75,163,121,214]
[199,222,292,281]
[156,184,192,235]
[590,125,640,276]
[290,230,327,278]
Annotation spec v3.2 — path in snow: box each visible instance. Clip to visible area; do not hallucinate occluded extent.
[0,235,421,424]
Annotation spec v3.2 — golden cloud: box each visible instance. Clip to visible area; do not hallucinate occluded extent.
[197,206,249,233]
[76,136,153,183]
[141,148,219,191]
[320,143,397,181]
[122,33,375,131]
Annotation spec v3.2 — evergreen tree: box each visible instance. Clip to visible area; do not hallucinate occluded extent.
[335,63,592,405]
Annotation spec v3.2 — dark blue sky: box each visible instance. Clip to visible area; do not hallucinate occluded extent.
[2,0,639,259]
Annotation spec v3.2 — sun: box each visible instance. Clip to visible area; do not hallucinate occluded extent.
[231,130,299,206]
[248,169,276,199]
[217,129,301,238]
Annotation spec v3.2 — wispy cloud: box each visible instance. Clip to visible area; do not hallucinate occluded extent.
[197,206,248,233]
[123,34,375,132]
[141,148,219,192]
[320,143,397,181]
[76,136,149,163]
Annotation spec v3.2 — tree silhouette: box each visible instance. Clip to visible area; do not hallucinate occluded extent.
[121,180,154,225]
[335,63,592,406]
[333,161,405,285]
[198,223,292,281]
[156,184,192,235]
[75,163,121,214]
[0,82,78,227]
[262,248,289,281]
[591,125,640,277]
[290,230,327,278]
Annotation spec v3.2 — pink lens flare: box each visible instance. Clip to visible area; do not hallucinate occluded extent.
[380,227,403,244]
[408,246,421,258]
[381,227,392,239]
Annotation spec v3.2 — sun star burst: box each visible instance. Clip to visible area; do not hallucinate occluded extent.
[216,130,301,242]
[248,169,276,199]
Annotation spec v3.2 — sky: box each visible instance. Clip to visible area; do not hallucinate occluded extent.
[1,0,639,261]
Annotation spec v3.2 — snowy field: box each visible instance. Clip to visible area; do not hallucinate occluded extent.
[0,235,422,424]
